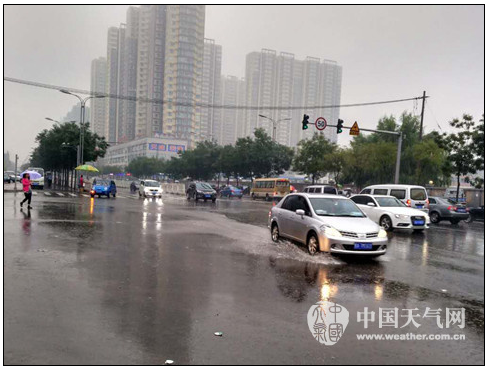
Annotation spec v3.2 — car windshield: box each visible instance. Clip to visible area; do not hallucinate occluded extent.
[196,183,213,190]
[97,180,110,186]
[375,197,405,207]
[309,198,365,217]
[411,188,427,200]
[145,180,160,187]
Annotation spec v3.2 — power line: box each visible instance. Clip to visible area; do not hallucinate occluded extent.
[5,76,427,111]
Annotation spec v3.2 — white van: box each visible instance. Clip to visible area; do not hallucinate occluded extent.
[360,184,429,212]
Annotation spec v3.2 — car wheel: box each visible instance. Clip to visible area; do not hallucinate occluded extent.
[265,194,270,201]
[380,215,393,231]
[429,212,440,224]
[464,214,473,223]
[251,193,255,200]
[239,196,242,199]
[307,233,319,255]
[113,193,116,198]
[98,195,101,198]
[271,223,280,242]
[139,191,142,197]
[450,219,460,225]
[91,194,94,198]
[212,198,216,203]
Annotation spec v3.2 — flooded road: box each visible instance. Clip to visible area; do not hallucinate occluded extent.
[4,192,484,365]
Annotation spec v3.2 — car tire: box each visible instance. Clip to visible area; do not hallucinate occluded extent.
[307,232,319,255]
[265,194,270,201]
[271,223,280,242]
[464,214,473,223]
[113,193,116,198]
[251,193,255,200]
[239,196,242,199]
[212,198,216,203]
[429,212,440,224]
[91,194,94,198]
[450,219,460,225]
[380,215,393,231]
[98,195,101,198]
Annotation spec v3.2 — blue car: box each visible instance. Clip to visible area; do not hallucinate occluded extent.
[90,179,117,198]
[220,185,243,199]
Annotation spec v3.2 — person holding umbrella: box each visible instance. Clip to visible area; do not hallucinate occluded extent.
[20,173,33,209]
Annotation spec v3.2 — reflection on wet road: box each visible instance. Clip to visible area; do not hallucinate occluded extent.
[4,192,484,365]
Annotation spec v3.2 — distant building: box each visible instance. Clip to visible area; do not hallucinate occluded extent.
[200,38,222,142]
[105,27,120,144]
[100,136,188,168]
[90,57,107,138]
[219,76,245,145]
[243,49,342,147]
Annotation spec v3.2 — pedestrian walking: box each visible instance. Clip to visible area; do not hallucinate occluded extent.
[79,174,84,193]
[20,173,33,209]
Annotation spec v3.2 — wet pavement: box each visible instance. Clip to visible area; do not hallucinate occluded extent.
[3,191,485,365]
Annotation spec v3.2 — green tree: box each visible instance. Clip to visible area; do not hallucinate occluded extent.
[438,114,484,201]
[293,133,335,184]
[127,157,164,178]
[323,148,348,185]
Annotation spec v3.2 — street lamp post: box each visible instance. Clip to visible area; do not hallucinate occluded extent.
[59,90,106,166]
[258,114,291,142]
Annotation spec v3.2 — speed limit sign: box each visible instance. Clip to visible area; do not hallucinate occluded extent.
[315,117,327,130]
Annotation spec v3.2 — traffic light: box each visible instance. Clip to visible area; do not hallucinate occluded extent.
[302,114,309,130]
[337,119,344,134]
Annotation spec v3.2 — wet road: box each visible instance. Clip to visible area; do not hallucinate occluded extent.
[4,191,484,365]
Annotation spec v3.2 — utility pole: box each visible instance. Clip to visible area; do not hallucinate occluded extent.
[14,154,18,191]
[419,90,426,140]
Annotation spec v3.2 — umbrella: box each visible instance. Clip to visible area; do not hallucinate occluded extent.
[20,170,42,179]
[75,164,99,172]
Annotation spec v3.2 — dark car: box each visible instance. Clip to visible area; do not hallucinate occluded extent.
[186,182,216,202]
[90,179,117,198]
[465,205,484,223]
[428,197,469,224]
[220,185,243,199]
[4,173,11,183]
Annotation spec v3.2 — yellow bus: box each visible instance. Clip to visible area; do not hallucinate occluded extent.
[251,178,291,201]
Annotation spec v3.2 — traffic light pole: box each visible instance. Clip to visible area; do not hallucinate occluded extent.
[328,123,403,184]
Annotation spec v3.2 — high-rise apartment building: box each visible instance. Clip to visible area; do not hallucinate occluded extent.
[116,6,140,143]
[243,49,342,147]
[201,38,222,142]
[135,5,167,139]
[220,76,245,145]
[162,5,205,147]
[90,57,107,137]
[105,27,120,143]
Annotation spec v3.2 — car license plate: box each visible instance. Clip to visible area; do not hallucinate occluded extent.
[413,220,425,225]
[205,194,211,198]
[354,243,373,250]
[457,209,466,213]
[416,205,423,209]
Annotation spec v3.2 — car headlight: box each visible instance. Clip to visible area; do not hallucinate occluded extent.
[320,225,341,237]
[378,229,387,238]
[104,187,108,191]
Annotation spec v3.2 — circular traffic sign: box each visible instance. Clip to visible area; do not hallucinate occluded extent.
[315,117,327,130]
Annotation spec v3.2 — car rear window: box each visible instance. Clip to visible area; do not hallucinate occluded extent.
[390,189,406,199]
[411,188,427,200]
[322,187,337,194]
[373,189,388,195]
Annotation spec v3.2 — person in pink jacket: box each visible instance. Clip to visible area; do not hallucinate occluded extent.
[20,173,33,209]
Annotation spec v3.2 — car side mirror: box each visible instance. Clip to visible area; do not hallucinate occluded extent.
[296,209,305,216]
[367,202,375,207]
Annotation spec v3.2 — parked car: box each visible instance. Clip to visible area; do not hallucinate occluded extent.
[186,182,217,202]
[303,185,338,195]
[360,184,429,212]
[139,180,162,198]
[428,197,469,224]
[350,194,429,232]
[268,193,388,256]
[4,173,11,183]
[5,171,17,182]
[220,185,243,198]
[465,205,484,223]
[90,179,117,198]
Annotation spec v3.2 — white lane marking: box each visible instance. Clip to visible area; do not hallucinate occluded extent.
[82,194,90,198]
[69,193,77,197]
[44,192,51,196]
[56,192,65,197]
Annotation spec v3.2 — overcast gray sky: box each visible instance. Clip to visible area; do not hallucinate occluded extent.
[4,5,484,164]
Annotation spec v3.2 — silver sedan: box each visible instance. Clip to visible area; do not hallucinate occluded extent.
[268,193,388,256]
